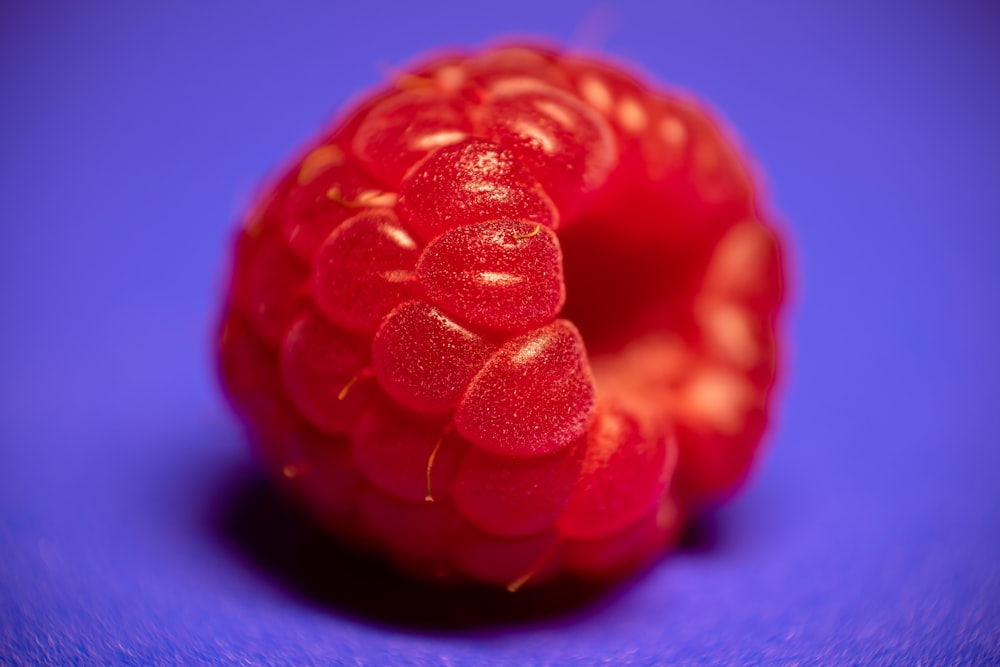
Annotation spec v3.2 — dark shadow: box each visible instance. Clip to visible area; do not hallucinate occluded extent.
[212,469,652,635]
[676,513,723,554]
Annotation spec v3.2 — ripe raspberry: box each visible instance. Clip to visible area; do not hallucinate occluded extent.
[218,43,787,590]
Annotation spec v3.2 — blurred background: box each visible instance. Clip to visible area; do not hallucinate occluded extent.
[2,1,998,664]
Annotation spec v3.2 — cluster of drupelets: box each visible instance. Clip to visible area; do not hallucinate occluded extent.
[219,45,785,590]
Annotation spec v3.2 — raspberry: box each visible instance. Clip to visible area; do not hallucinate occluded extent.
[217,43,787,589]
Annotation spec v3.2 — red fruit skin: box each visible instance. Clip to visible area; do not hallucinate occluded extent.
[416,220,566,333]
[454,319,596,458]
[479,79,617,216]
[396,138,558,241]
[451,433,586,538]
[556,403,676,541]
[372,300,496,415]
[280,147,390,262]
[280,309,374,435]
[351,87,475,187]
[311,208,421,333]
[350,397,467,503]
[217,42,788,589]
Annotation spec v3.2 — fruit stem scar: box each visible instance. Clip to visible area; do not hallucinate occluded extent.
[424,437,444,502]
[325,186,367,208]
[326,187,397,209]
[326,186,350,206]
[337,376,359,401]
[282,462,310,479]
[337,368,372,401]
[377,61,438,91]
[298,145,345,185]
[424,422,454,502]
[512,224,541,240]
[395,73,436,91]
[505,539,562,593]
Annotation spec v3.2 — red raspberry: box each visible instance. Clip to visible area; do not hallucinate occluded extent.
[217,43,787,589]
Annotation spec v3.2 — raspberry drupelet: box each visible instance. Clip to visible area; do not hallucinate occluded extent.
[218,43,787,590]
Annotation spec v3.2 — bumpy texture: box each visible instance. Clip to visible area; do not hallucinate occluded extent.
[218,44,786,589]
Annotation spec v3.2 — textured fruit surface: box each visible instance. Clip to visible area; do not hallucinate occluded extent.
[218,43,787,589]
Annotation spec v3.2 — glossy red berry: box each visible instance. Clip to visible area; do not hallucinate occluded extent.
[218,43,787,589]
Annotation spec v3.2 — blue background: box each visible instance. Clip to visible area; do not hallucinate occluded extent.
[2,1,999,664]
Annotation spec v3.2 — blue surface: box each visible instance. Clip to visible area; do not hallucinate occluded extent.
[2,1,999,665]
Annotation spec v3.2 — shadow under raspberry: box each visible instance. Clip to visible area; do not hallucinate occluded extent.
[213,471,645,633]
